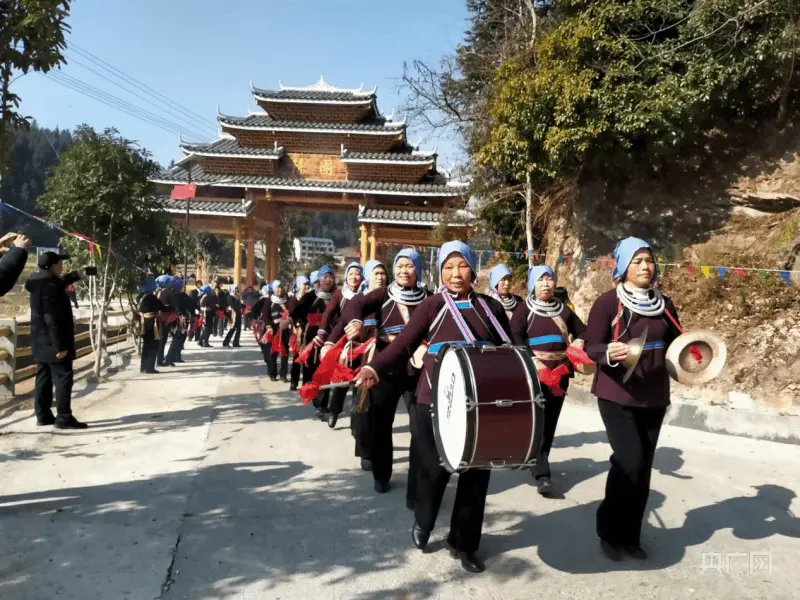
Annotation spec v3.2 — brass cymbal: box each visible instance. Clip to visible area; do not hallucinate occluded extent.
[666,330,727,386]
[622,326,649,384]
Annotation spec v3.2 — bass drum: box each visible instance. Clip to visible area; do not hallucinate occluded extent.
[431,344,545,473]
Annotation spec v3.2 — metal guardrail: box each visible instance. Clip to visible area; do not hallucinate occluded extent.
[0,310,132,396]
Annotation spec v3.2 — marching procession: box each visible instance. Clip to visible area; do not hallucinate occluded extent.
[133,236,727,574]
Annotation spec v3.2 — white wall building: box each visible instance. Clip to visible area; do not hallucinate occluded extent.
[293,236,336,264]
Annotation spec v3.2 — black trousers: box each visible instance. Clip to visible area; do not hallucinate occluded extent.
[34,360,74,419]
[223,313,242,346]
[166,331,185,365]
[157,329,170,365]
[409,403,490,553]
[259,343,270,365]
[351,405,371,459]
[532,381,568,479]
[596,398,666,546]
[366,373,414,484]
[141,337,159,372]
[200,319,213,346]
[290,359,301,387]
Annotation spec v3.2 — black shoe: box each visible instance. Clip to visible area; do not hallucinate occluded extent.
[406,498,415,510]
[327,413,338,428]
[624,545,648,560]
[599,539,624,562]
[54,416,88,430]
[450,549,485,573]
[36,413,55,426]
[175,359,185,363]
[411,521,430,550]
[146,369,160,374]
[270,376,278,382]
[164,362,176,367]
[537,476,554,497]
[289,384,298,391]
[360,459,373,472]
[374,480,389,494]
[222,343,229,347]
[232,344,241,348]
[280,377,289,383]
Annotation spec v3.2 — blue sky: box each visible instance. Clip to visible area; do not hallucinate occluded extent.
[15,0,470,168]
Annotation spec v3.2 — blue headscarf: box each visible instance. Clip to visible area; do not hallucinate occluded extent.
[437,241,477,282]
[199,284,212,296]
[489,264,513,291]
[170,277,184,290]
[271,279,282,290]
[294,275,309,292]
[310,270,320,285]
[317,265,335,280]
[612,237,657,284]
[344,261,363,277]
[363,259,385,284]
[527,265,555,294]
[394,248,423,286]
[260,284,271,296]
[137,279,156,295]
[155,274,172,288]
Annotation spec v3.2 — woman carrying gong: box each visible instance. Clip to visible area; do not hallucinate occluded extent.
[355,241,512,574]
[583,237,682,562]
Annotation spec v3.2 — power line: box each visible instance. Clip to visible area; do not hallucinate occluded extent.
[68,42,215,129]
[47,71,208,141]
[49,71,210,140]
[64,53,218,137]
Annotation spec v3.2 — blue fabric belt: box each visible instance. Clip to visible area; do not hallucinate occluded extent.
[380,325,404,334]
[454,300,471,309]
[427,340,493,355]
[643,341,665,350]
[363,319,377,326]
[527,334,564,346]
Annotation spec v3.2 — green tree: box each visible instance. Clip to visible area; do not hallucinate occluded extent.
[0,0,71,175]
[38,125,165,378]
[0,123,73,241]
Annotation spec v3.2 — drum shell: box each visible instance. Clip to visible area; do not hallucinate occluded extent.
[432,344,543,472]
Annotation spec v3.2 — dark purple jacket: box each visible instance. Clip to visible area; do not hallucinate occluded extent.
[582,288,681,408]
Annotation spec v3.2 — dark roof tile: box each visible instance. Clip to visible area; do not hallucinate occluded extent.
[180,138,283,158]
[218,112,404,132]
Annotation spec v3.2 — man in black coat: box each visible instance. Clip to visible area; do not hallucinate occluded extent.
[24,252,87,429]
[0,233,31,295]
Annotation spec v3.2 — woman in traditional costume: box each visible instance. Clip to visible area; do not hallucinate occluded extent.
[355,241,512,574]
[285,276,310,391]
[511,266,586,496]
[314,262,364,427]
[583,237,681,561]
[333,249,428,494]
[488,264,526,323]
[289,266,336,418]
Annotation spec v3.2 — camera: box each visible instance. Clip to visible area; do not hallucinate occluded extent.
[84,266,98,277]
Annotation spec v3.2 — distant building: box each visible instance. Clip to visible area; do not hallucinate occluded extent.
[293,236,335,263]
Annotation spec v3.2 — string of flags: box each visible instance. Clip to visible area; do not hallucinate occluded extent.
[375,242,796,285]
[0,199,145,273]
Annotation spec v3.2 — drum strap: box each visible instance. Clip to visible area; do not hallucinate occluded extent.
[441,293,511,345]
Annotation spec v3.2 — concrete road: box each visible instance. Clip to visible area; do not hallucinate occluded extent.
[0,339,798,600]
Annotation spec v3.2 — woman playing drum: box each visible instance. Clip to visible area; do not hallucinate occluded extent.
[582,237,681,562]
[333,249,428,494]
[355,241,512,574]
[325,259,388,467]
[314,262,364,428]
[510,266,586,496]
[488,264,526,323]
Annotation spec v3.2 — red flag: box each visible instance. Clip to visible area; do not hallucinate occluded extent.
[687,265,695,276]
[170,184,197,200]
[735,268,745,278]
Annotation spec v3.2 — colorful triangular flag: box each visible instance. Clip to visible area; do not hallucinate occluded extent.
[716,267,727,279]
[687,265,695,276]
[700,266,710,278]
[735,268,745,278]
[779,271,791,284]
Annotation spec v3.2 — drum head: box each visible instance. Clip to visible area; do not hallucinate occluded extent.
[432,347,470,472]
